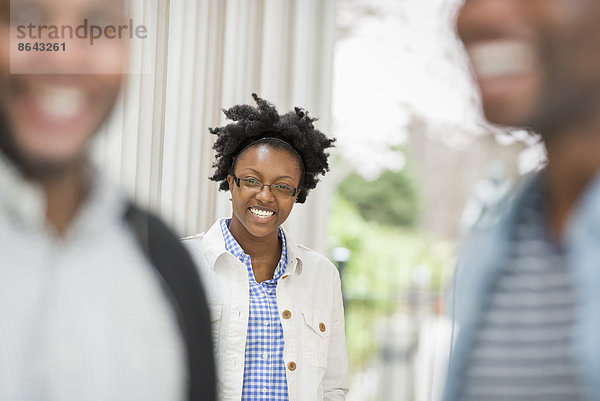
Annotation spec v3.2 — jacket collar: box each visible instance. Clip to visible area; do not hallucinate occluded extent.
[202,218,303,275]
[445,173,538,401]
[453,173,538,323]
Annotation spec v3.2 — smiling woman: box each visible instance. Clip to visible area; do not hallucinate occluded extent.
[183,94,349,401]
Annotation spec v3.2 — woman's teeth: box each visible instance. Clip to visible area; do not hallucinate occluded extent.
[250,208,274,218]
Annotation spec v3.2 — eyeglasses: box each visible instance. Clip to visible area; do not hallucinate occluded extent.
[232,176,300,197]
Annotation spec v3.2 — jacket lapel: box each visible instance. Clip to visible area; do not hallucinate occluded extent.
[444,175,538,401]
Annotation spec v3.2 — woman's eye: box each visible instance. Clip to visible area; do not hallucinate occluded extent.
[243,178,262,187]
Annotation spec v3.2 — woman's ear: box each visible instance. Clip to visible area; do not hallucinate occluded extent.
[227,175,234,192]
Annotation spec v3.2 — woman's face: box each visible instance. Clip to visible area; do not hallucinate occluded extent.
[227,143,302,240]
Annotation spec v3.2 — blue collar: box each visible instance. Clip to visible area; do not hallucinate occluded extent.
[218,217,288,274]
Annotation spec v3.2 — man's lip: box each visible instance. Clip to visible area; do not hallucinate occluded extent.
[15,82,92,129]
[476,74,532,101]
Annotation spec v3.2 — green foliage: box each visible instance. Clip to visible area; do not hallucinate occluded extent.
[337,169,419,228]
[328,194,455,374]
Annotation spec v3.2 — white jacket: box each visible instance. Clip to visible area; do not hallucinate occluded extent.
[183,219,349,401]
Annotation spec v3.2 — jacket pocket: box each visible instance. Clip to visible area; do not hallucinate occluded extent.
[302,309,331,368]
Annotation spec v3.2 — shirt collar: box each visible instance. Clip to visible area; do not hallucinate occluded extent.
[219,218,246,260]
[0,152,46,230]
[0,152,127,239]
[219,218,288,275]
[202,218,304,276]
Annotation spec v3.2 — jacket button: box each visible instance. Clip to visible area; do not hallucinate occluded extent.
[281,275,289,279]
[288,361,297,371]
[319,322,326,332]
[282,310,292,319]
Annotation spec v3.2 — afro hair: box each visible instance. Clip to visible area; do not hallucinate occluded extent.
[209,94,335,203]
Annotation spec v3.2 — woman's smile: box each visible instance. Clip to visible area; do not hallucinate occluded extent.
[249,206,276,219]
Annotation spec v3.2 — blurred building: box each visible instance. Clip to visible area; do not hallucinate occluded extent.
[410,126,528,240]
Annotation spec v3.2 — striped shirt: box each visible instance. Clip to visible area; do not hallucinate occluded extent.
[463,187,585,400]
[219,218,289,400]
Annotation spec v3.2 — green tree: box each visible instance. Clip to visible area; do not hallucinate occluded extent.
[328,194,455,373]
[338,168,419,228]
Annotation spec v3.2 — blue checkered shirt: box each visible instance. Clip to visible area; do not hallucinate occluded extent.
[220,218,289,400]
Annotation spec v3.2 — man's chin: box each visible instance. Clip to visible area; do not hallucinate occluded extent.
[482,104,532,129]
[4,148,87,180]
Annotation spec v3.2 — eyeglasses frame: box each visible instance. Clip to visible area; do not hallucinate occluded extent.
[231,175,300,197]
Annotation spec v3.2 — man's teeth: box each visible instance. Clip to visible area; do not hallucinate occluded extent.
[250,208,274,218]
[37,86,86,119]
[467,41,535,79]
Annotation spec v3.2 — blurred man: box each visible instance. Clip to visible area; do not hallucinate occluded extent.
[0,0,214,400]
[445,1,600,400]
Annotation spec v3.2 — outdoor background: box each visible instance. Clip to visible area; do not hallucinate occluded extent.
[93,1,546,400]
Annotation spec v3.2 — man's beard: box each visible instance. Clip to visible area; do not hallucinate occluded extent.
[0,112,86,180]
